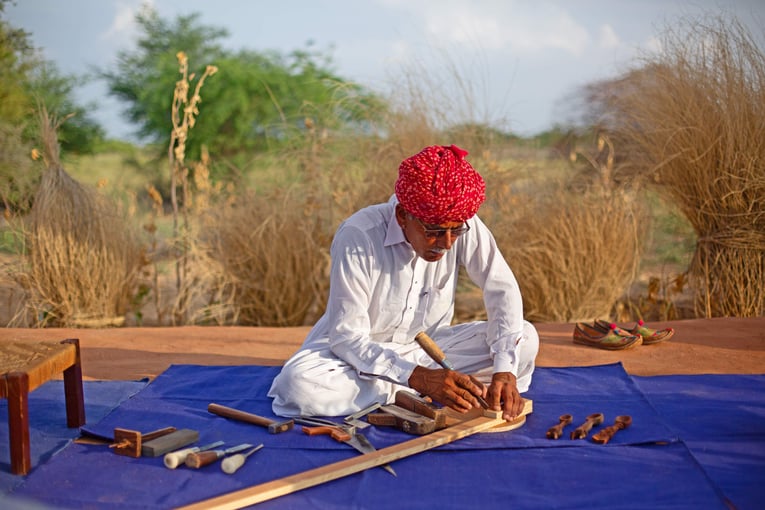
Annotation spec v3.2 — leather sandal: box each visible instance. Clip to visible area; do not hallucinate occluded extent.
[573,322,643,350]
[594,319,673,345]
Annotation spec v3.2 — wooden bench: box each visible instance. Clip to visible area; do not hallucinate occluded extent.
[0,338,85,475]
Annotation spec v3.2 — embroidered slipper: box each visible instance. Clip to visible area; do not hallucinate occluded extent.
[595,319,674,345]
[628,319,674,345]
[573,322,643,351]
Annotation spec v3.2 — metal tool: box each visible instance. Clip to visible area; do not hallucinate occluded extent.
[208,403,294,434]
[164,440,225,469]
[546,414,573,439]
[296,417,397,477]
[221,444,264,474]
[343,402,382,429]
[185,443,254,469]
[570,413,605,439]
[414,331,490,409]
[591,415,632,444]
[368,404,437,435]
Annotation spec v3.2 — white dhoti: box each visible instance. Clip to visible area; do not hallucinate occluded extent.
[268,320,539,417]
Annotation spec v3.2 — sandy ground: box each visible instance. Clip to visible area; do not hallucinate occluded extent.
[3,317,764,381]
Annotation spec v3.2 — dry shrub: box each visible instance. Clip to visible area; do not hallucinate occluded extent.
[201,188,330,326]
[11,109,144,327]
[0,121,38,213]
[481,135,645,323]
[594,15,765,317]
[169,233,238,326]
[487,183,643,322]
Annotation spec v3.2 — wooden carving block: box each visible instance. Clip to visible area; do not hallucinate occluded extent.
[377,404,437,435]
[394,391,448,429]
[366,413,397,427]
[141,429,199,457]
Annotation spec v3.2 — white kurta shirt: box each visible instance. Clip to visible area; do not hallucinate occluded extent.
[305,196,526,386]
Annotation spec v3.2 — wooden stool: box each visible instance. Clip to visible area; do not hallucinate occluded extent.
[0,338,86,475]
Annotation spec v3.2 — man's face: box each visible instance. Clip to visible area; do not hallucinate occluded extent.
[395,204,469,262]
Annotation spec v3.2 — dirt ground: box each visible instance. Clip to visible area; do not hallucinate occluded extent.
[3,316,764,381]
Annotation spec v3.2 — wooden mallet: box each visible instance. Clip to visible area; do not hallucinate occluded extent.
[208,403,294,434]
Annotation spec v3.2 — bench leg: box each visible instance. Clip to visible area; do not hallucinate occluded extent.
[62,338,86,428]
[6,371,31,475]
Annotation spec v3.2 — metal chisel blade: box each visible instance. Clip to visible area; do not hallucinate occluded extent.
[350,433,397,477]
[224,443,254,455]
[197,440,225,452]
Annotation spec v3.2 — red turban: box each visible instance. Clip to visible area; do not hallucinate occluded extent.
[395,144,486,224]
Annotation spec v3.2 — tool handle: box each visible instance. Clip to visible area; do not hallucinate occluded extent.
[164,446,200,469]
[302,425,352,442]
[142,426,177,442]
[415,332,454,370]
[221,454,246,474]
[208,403,273,428]
[185,450,223,469]
[221,444,263,474]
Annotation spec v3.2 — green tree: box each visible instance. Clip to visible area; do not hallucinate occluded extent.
[26,61,106,154]
[0,0,34,124]
[100,6,384,163]
[1,1,105,212]
[1,1,104,151]
[1,2,39,211]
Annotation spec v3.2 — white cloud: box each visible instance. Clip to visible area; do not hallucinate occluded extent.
[100,0,147,45]
[598,24,621,49]
[643,35,663,55]
[383,0,592,56]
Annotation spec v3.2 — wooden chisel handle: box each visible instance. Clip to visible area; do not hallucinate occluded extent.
[414,332,490,409]
[186,450,223,469]
[414,332,454,370]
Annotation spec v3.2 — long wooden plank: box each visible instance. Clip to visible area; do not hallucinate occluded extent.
[176,409,506,510]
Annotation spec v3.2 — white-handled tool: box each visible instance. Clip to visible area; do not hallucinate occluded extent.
[164,440,224,469]
[221,444,264,474]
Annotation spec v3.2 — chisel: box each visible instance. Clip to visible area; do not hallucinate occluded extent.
[185,443,254,469]
[221,444,264,474]
[414,331,490,409]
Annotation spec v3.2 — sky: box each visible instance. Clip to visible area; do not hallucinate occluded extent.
[6,0,765,141]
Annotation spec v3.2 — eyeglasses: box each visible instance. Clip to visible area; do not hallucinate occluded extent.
[410,215,470,240]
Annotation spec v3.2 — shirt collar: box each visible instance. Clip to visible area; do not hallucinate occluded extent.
[384,195,407,247]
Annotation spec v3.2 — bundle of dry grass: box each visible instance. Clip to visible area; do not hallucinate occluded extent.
[11,108,144,327]
[201,188,330,327]
[485,181,643,323]
[592,15,765,317]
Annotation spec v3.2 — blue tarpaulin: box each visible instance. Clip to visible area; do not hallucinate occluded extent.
[3,363,763,509]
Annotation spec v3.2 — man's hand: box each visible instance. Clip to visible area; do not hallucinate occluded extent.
[487,372,523,421]
[408,366,486,413]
